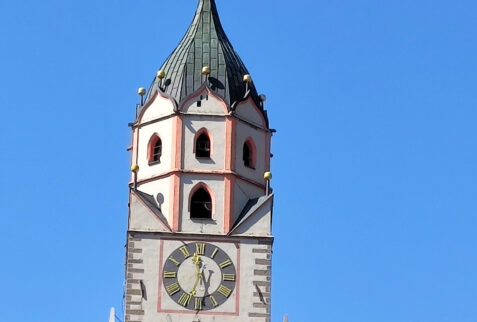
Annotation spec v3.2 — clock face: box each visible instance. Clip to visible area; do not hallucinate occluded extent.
[162,242,237,311]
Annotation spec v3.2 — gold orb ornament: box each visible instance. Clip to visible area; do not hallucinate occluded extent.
[201,65,210,75]
[131,164,140,172]
[243,74,252,83]
[157,69,166,79]
[137,87,146,96]
[264,172,272,180]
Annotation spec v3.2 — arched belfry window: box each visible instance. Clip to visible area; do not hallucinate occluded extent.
[243,139,256,168]
[195,132,211,158]
[190,188,212,219]
[148,135,162,164]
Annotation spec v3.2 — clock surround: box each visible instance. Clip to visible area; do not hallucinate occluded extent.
[158,238,241,316]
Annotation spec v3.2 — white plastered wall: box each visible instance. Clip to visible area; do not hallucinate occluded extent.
[182,115,226,171]
[234,121,267,184]
[136,117,174,181]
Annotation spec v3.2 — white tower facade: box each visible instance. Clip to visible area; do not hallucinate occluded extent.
[125,1,274,321]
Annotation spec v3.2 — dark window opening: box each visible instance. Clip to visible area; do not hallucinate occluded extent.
[191,188,212,219]
[196,133,210,158]
[243,141,254,168]
[152,138,162,163]
[197,100,201,107]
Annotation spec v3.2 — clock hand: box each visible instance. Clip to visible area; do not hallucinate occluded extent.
[190,253,202,295]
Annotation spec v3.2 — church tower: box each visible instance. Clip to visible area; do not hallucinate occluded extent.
[125,1,274,321]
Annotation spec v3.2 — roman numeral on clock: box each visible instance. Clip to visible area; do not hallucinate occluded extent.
[211,247,219,259]
[168,256,180,266]
[219,259,232,269]
[163,271,177,278]
[195,243,205,255]
[165,282,180,295]
[179,246,190,258]
[210,295,218,307]
[223,273,235,281]
[194,297,203,310]
[217,285,232,297]
[178,293,191,307]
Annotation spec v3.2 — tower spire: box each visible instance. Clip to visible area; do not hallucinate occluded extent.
[146,0,265,119]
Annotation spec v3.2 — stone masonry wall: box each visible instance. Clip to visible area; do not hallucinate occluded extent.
[248,240,272,322]
[124,232,273,322]
[125,234,145,322]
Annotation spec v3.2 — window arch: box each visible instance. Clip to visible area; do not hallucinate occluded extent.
[190,187,212,219]
[148,134,162,164]
[195,132,211,158]
[243,138,256,168]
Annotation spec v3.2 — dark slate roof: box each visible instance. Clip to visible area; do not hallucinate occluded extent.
[145,0,266,121]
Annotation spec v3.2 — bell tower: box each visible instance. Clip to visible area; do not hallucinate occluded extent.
[125,1,274,321]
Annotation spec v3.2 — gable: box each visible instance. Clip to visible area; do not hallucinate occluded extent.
[234,98,266,128]
[181,89,228,115]
[139,93,176,124]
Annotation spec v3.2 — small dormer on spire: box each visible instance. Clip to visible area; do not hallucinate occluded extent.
[145,0,266,122]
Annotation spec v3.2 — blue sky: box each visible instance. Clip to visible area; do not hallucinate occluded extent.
[1,0,476,321]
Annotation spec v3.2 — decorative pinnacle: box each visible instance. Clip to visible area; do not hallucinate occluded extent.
[202,65,211,75]
[131,164,140,172]
[157,69,166,79]
[264,172,272,180]
[137,87,146,96]
[243,74,252,83]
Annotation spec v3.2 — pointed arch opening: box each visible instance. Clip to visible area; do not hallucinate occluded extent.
[195,130,211,158]
[243,138,256,169]
[190,186,213,219]
[148,134,162,164]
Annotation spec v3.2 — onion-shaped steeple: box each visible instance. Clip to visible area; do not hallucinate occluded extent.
[146,0,265,119]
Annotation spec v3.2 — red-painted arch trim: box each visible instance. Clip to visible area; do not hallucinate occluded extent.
[147,133,162,164]
[193,127,214,155]
[187,182,216,216]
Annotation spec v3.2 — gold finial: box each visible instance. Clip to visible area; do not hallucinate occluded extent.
[131,164,140,172]
[243,74,252,83]
[137,87,146,96]
[264,172,272,180]
[157,69,166,79]
[202,65,210,75]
